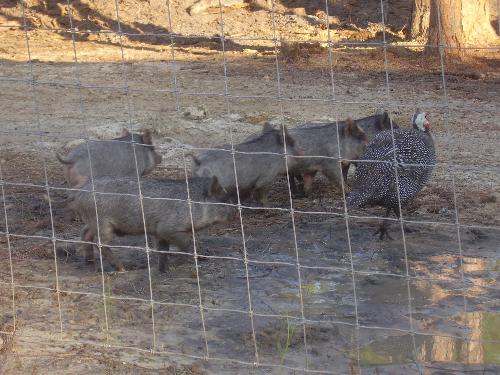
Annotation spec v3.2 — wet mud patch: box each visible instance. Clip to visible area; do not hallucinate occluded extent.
[1,193,499,373]
[0,178,499,374]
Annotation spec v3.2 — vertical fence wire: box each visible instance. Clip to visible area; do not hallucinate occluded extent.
[269,0,310,368]
[158,1,210,360]
[63,0,112,345]
[434,0,470,364]
[324,1,362,373]
[1,1,498,373]
[216,0,260,364]
[19,0,64,341]
[181,153,211,359]
[0,160,16,334]
[378,1,422,372]
[165,0,181,112]
[112,0,159,351]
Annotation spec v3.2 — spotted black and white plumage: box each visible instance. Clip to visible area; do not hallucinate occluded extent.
[346,111,436,238]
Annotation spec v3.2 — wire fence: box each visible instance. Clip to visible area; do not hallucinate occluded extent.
[0,0,499,374]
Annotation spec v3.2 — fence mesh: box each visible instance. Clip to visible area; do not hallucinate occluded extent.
[0,0,499,374]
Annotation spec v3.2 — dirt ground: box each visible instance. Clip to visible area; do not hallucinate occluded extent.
[1,0,500,374]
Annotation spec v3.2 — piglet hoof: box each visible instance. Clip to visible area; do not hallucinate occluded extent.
[403,225,415,234]
[257,199,269,208]
[158,254,168,273]
[292,191,306,199]
[56,244,77,258]
[373,227,394,241]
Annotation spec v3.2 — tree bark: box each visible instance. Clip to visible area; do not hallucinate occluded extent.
[426,0,464,56]
[410,0,430,41]
[410,0,499,58]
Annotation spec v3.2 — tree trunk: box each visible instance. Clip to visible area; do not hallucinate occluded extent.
[410,0,499,58]
[410,0,431,41]
[427,0,465,57]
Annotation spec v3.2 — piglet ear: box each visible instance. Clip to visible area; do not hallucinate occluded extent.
[274,125,295,148]
[281,125,295,148]
[345,118,367,141]
[274,125,284,146]
[378,111,389,129]
[185,152,201,166]
[121,128,131,137]
[262,122,274,133]
[142,129,153,145]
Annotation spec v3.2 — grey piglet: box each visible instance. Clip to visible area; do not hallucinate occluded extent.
[191,125,300,206]
[70,176,236,272]
[288,118,368,195]
[57,128,162,188]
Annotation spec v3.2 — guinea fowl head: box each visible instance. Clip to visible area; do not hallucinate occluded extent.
[412,110,431,132]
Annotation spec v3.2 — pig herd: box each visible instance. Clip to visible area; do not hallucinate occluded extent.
[57,111,397,272]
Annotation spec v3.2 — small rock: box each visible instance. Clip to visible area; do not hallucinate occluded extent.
[469,228,485,240]
[361,275,381,285]
[315,10,327,19]
[479,193,497,204]
[292,7,307,16]
[267,118,283,126]
[64,138,86,149]
[0,15,21,28]
[242,48,258,55]
[56,244,76,258]
[89,123,129,139]
[224,113,243,121]
[328,15,341,25]
[466,71,481,80]
[183,106,207,120]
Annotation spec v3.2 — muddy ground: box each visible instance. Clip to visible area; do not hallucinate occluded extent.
[1,0,500,374]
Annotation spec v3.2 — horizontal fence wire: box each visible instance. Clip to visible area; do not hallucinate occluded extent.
[2,76,500,116]
[1,236,499,293]
[1,281,500,347]
[1,180,499,232]
[1,136,499,173]
[1,23,500,51]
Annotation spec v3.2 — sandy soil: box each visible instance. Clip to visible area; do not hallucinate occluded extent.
[1,0,499,374]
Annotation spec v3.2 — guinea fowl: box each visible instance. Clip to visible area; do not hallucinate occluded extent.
[346,111,436,239]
